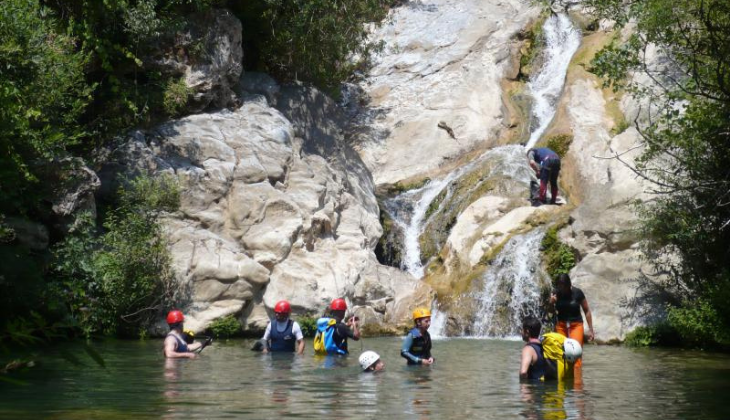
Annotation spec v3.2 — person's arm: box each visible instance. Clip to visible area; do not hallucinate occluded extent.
[519,346,535,380]
[346,316,360,340]
[400,333,422,364]
[164,336,196,359]
[261,323,272,353]
[292,322,305,355]
[581,299,594,342]
[188,341,203,352]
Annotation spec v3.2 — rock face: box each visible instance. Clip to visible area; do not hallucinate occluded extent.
[352,0,541,185]
[141,8,243,112]
[103,90,430,334]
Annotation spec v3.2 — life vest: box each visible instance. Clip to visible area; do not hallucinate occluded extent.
[269,319,296,352]
[525,342,547,380]
[406,327,432,365]
[313,317,347,355]
[167,332,189,353]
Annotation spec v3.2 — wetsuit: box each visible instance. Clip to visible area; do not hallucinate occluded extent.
[166,332,189,353]
[554,286,586,367]
[331,322,355,354]
[528,147,561,204]
[401,328,432,365]
[264,319,303,352]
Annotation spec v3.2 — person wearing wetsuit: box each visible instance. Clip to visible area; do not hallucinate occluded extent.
[549,273,594,368]
[520,316,547,380]
[401,308,434,366]
[262,300,305,354]
[328,298,360,354]
[527,147,561,204]
[164,310,203,359]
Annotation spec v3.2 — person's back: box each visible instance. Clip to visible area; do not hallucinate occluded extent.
[314,298,359,355]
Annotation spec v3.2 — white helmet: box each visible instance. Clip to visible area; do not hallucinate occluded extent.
[358,351,380,371]
[563,338,583,363]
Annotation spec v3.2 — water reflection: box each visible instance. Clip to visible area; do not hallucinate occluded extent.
[519,373,587,420]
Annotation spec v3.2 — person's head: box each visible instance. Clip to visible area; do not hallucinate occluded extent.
[412,307,431,330]
[274,300,291,322]
[555,273,572,294]
[329,298,347,321]
[359,351,385,372]
[166,310,184,331]
[521,316,541,341]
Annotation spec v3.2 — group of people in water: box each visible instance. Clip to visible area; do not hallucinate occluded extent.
[164,272,592,380]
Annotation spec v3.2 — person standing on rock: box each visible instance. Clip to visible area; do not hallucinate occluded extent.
[314,298,360,355]
[401,308,434,366]
[527,147,561,205]
[549,274,594,368]
[164,310,207,359]
[261,300,305,355]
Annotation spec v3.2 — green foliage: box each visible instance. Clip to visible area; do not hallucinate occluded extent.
[544,134,573,157]
[623,323,680,347]
[297,316,317,338]
[541,226,576,279]
[0,0,92,212]
[586,0,730,348]
[208,315,241,338]
[231,0,393,94]
[666,300,730,349]
[163,76,193,117]
[52,174,180,336]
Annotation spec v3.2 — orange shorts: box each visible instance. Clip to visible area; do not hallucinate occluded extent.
[556,321,584,368]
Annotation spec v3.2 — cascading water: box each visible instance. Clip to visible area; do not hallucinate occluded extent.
[383,146,532,278]
[471,229,547,337]
[525,13,582,149]
[382,12,581,336]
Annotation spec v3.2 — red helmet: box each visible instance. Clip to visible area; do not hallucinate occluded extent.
[166,310,184,325]
[274,300,291,314]
[330,298,347,311]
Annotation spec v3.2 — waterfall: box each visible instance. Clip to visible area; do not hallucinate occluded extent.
[525,13,582,149]
[471,229,546,338]
[384,146,531,278]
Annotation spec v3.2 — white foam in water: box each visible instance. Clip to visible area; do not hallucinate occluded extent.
[525,13,582,149]
[429,304,447,339]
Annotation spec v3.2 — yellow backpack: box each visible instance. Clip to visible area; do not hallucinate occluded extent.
[313,317,341,355]
[541,332,574,380]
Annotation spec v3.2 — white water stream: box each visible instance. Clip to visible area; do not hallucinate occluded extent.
[525,13,582,149]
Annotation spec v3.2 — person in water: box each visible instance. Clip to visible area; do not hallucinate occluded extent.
[164,310,207,359]
[359,350,385,372]
[527,147,561,204]
[549,273,594,368]
[261,300,305,354]
[401,308,434,365]
[519,316,547,380]
[316,298,360,355]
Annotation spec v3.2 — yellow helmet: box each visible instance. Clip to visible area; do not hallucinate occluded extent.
[412,307,431,321]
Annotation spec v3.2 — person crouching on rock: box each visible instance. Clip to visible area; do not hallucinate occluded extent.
[401,308,434,366]
[164,310,204,359]
[262,300,305,355]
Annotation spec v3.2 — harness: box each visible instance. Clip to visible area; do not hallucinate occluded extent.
[525,342,547,380]
[167,332,189,353]
[406,328,432,365]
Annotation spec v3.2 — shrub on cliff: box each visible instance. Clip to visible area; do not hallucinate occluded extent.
[52,174,180,337]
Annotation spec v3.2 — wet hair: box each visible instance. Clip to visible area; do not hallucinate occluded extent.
[522,316,542,338]
[555,273,572,288]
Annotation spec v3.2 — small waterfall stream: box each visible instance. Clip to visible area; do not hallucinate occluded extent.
[525,13,582,149]
[471,229,546,337]
[383,13,581,336]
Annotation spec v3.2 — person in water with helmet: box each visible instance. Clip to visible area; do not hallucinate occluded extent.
[526,147,561,205]
[359,351,385,372]
[549,273,593,368]
[520,316,547,380]
[261,300,305,354]
[401,307,434,365]
[164,310,209,359]
[315,298,360,355]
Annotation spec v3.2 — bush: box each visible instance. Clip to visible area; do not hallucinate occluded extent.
[544,134,573,158]
[52,174,180,336]
[623,323,679,347]
[666,300,730,349]
[298,316,317,338]
[208,315,241,338]
[541,226,577,279]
